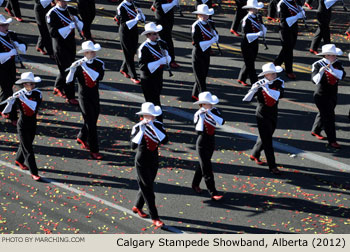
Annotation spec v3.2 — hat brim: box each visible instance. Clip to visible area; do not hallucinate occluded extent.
[317,48,343,56]
[258,66,283,77]
[192,9,215,15]
[0,17,13,25]
[78,43,101,54]
[15,76,41,85]
[242,3,264,9]
[136,106,162,116]
[141,25,163,36]
[193,95,219,105]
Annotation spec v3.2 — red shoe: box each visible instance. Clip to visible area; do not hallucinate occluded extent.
[237,79,249,86]
[15,17,23,22]
[66,98,79,105]
[311,132,326,140]
[191,95,199,101]
[132,207,149,218]
[113,16,118,22]
[329,142,341,149]
[230,29,240,37]
[152,219,164,228]
[309,49,318,55]
[192,184,202,194]
[5,7,14,17]
[211,194,223,201]
[269,167,281,175]
[151,5,156,12]
[249,155,266,165]
[15,161,29,171]
[170,62,180,68]
[11,120,18,127]
[286,72,296,79]
[130,78,140,84]
[53,88,66,98]
[346,31,350,40]
[36,47,47,55]
[304,3,312,9]
[120,70,130,78]
[90,152,103,160]
[31,175,41,181]
[77,138,90,150]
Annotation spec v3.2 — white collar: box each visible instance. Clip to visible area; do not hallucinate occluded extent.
[249,12,256,18]
[84,56,97,64]
[146,38,157,45]
[0,31,7,36]
[123,0,132,6]
[199,19,208,25]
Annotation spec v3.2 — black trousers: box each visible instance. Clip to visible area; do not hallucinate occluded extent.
[251,116,277,169]
[34,3,53,55]
[0,61,17,121]
[77,0,96,40]
[134,150,159,220]
[5,0,21,18]
[274,26,298,73]
[312,94,337,143]
[78,97,100,153]
[230,3,247,32]
[54,47,76,99]
[192,134,218,196]
[268,0,278,18]
[157,21,175,63]
[140,73,163,121]
[192,47,210,98]
[119,25,138,79]
[310,14,331,51]
[238,39,258,84]
[16,122,38,176]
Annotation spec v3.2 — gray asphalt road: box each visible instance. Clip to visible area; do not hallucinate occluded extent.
[0,0,349,234]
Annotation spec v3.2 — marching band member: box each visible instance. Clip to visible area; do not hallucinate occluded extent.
[267,0,279,21]
[230,0,247,36]
[66,41,105,160]
[34,0,54,58]
[4,0,23,22]
[153,0,180,68]
[2,72,42,181]
[130,102,168,228]
[46,0,83,105]
[309,0,338,55]
[192,91,224,200]
[243,63,285,175]
[138,22,171,122]
[191,4,218,100]
[116,0,145,84]
[77,0,95,41]
[0,14,26,126]
[274,0,305,80]
[237,0,266,86]
[310,44,346,149]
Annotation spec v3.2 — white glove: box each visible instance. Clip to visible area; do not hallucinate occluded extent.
[348,52,350,61]
[199,107,207,114]
[262,25,267,36]
[136,13,143,21]
[69,22,76,29]
[251,83,260,92]
[137,9,146,21]
[211,37,217,44]
[297,10,305,19]
[159,57,167,65]
[172,0,179,6]
[13,41,26,54]
[9,48,17,56]
[214,34,219,42]
[319,66,327,73]
[257,31,264,37]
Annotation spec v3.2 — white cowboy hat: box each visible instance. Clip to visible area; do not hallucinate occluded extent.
[242,0,264,9]
[15,72,41,85]
[0,14,12,25]
[258,62,283,77]
[78,40,101,53]
[136,102,162,116]
[141,22,163,36]
[194,91,219,105]
[316,44,343,56]
[192,4,215,15]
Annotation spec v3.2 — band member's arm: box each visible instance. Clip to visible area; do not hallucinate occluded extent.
[154,121,169,145]
[8,31,27,54]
